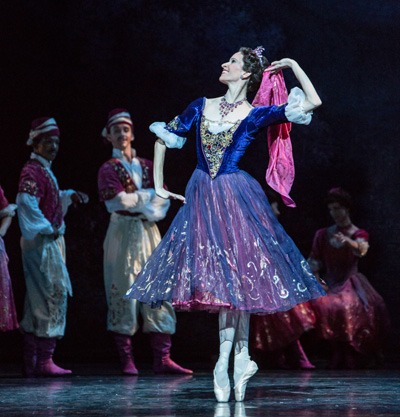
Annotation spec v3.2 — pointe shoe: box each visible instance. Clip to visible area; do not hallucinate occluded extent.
[213,368,231,402]
[233,360,258,402]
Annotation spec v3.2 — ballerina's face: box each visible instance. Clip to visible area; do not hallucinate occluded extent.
[107,123,134,151]
[219,52,246,84]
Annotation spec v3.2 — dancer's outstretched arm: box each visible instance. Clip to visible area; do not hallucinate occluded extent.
[267,59,322,113]
[154,139,185,202]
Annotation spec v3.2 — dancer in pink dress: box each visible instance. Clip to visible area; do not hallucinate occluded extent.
[0,186,18,332]
[308,188,390,368]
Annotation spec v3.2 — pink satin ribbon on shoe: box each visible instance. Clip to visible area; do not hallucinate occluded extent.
[252,70,295,207]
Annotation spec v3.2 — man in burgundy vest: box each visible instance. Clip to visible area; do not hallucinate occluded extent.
[17,117,88,376]
[98,109,191,375]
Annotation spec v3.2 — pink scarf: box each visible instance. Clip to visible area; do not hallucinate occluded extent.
[252,70,295,207]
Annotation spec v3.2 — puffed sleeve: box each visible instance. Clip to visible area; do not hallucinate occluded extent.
[354,229,369,242]
[59,190,75,217]
[353,229,369,257]
[0,186,17,218]
[16,193,53,239]
[17,164,54,239]
[284,87,312,125]
[149,97,204,149]
[140,194,170,222]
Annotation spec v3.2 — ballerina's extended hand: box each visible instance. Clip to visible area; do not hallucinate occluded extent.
[265,58,295,74]
[155,187,186,204]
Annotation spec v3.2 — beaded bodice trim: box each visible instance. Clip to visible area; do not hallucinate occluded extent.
[200,115,241,179]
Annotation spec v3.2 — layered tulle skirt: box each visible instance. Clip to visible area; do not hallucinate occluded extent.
[125,169,325,313]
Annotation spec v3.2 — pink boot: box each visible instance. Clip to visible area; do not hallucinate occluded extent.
[287,340,315,369]
[113,333,139,375]
[22,333,37,377]
[150,333,193,374]
[35,337,72,376]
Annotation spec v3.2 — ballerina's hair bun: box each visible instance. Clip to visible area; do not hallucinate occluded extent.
[239,46,270,92]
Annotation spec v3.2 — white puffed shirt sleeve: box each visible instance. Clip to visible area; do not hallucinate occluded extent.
[104,189,155,214]
[59,189,75,217]
[16,192,54,240]
[284,87,313,125]
[149,122,187,149]
[0,203,17,218]
[140,194,171,222]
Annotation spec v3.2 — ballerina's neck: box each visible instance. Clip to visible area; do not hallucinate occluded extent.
[224,91,247,104]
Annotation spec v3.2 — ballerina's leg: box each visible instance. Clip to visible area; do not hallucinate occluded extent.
[233,311,258,401]
[214,308,240,402]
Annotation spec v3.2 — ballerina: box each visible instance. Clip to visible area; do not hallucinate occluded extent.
[126,46,325,401]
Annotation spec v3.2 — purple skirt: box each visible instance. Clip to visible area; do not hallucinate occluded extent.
[126,169,325,313]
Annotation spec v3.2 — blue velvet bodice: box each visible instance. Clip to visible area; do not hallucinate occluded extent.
[165,97,288,178]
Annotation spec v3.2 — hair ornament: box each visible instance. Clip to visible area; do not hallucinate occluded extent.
[253,46,265,66]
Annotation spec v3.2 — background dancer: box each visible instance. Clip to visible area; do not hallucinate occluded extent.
[308,187,390,368]
[98,109,192,375]
[17,117,88,376]
[0,186,18,334]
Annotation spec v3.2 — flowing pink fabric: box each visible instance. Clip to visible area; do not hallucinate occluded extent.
[252,70,295,207]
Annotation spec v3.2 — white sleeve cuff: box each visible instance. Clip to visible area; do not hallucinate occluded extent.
[59,189,75,216]
[104,190,155,214]
[141,194,171,222]
[0,204,17,218]
[16,193,54,239]
[149,122,187,149]
[285,87,312,125]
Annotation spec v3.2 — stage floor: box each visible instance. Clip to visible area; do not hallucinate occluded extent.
[0,366,399,416]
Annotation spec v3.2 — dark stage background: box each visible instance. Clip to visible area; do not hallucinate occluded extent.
[0,1,399,366]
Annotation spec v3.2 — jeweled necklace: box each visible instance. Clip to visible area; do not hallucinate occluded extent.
[219,96,247,118]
